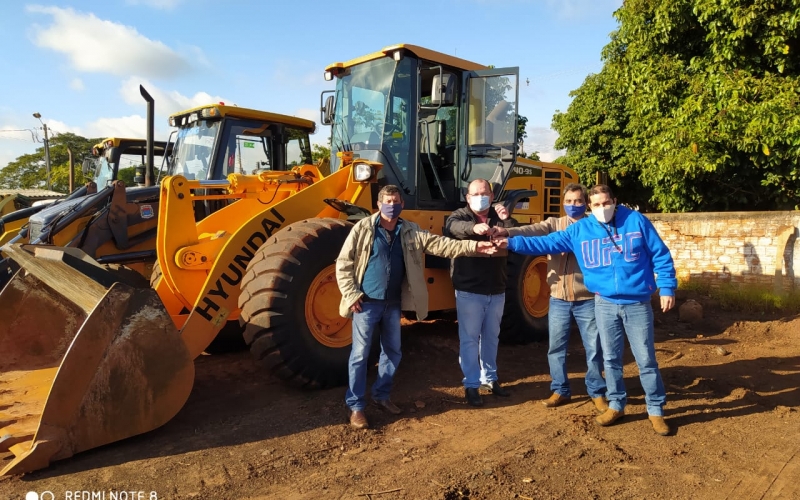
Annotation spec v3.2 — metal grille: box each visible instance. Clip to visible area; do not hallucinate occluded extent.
[543,171,563,219]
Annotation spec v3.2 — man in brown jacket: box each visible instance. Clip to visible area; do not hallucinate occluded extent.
[494,183,608,411]
[336,185,497,429]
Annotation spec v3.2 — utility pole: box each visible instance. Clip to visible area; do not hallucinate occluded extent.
[33,112,52,191]
[68,147,74,192]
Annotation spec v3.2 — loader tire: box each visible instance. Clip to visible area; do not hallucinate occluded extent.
[500,253,549,344]
[151,262,247,354]
[239,218,354,389]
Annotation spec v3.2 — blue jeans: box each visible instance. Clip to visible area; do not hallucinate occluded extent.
[594,296,666,416]
[455,290,505,388]
[345,300,402,411]
[547,297,606,398]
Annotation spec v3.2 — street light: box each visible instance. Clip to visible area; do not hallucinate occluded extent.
[33,112,52,191]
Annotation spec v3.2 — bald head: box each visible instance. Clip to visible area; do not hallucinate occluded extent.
[466,178,493,215]
[468,179,492,195]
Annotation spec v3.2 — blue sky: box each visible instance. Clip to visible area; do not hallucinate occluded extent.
[0,0,622,170]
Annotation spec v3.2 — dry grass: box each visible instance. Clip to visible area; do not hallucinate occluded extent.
[679,280,800,313]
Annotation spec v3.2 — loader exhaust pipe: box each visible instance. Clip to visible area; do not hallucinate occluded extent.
[140,85,155,187]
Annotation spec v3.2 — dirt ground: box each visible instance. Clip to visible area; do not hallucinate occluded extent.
[2,292,799,500]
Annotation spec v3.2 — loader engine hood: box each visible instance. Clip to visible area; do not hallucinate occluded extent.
[27,197,87,242]
[27,185,161,244]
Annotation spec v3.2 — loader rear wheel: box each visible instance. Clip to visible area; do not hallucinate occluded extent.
[500,253,549,344]
[239,218,353,388]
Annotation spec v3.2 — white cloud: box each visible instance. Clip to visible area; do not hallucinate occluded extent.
[0,127,38,169]
[524,126,562,162]
[0,112,173,171]
[84,115,149,139]
[27,5,195,79]
[40,118,81,136]
[70,78,84,91]
[294,108,326,143]
[293,108,319,125]
[125,0,183,9]
[120,77,229,117]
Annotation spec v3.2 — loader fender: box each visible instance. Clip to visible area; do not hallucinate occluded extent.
[239,218,353,388]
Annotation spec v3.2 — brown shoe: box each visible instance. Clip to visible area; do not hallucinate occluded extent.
[592,396,609,413]
[649,416,670,436]
[542,393,571,408]
[372,399,402,415]
[349,410,369,429]
[595,408,624,427]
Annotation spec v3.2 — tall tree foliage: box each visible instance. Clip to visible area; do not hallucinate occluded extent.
[312,142,331,163]
[553,0,800,211]
[0,133,100,193]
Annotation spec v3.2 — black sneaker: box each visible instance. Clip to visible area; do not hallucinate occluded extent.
[480,381,510,397]
[465,387,483,407]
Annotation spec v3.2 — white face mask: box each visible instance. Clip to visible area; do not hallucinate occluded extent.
[592,204,616,223]
[469,195,490,212]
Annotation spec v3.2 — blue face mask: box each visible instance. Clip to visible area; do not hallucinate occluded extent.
[564,204,586,219]
[380,202,403,219]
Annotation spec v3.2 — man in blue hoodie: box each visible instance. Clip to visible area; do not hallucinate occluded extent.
[494,184,677,436]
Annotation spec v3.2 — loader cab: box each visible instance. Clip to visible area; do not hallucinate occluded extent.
[168,105,316,219]
[323,44,519,212]
[84,138,172,189]
[169,106,314,181]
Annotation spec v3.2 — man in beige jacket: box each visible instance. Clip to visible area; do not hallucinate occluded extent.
[494,183,608,412]
[336,185,497,429]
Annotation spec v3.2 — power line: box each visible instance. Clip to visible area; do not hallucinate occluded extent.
[0,136,36,143]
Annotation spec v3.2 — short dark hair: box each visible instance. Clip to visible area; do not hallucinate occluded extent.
[377,184,402,203]
[589,184,615,199]
[563,183,588,203]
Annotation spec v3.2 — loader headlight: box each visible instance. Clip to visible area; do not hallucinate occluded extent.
[353,162,373,182]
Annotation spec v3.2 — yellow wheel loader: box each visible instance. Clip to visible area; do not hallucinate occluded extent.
[0,193,45,246]
[0,44,576,475]
[0,137,176,288]
[0,101,317,289]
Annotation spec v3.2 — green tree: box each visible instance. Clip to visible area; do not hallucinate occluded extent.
[0,132,100,192]
[517,114,529,158]
[312,142,331,163]
[117,166,137,186]
[553,0,800,211]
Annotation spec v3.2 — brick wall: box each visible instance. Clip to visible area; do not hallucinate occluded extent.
[645,212,800,292]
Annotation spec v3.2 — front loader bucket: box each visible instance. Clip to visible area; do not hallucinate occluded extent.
[0,245,194,475]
